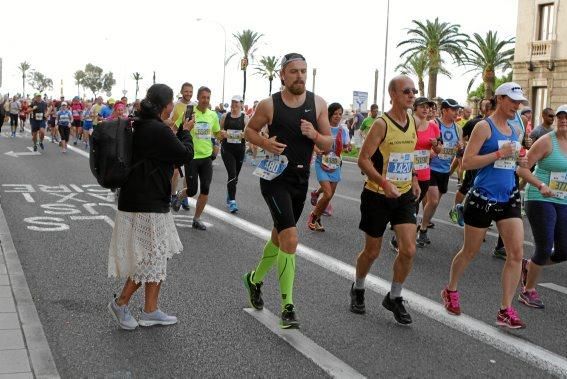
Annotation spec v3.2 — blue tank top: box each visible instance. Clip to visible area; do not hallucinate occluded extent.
[473,117,519,202]
[430,120,459,173]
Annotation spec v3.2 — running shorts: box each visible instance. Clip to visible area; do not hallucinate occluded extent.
[429,170,450,194]
[359,188,417,238]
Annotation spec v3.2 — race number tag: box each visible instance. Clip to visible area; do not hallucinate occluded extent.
[226,129,243,144]
[72,110,80,117]
[34,113,44,121]
[413,150,429,170]
[322,152,341,171]
[438,142,456,161]
[494,140,522,170]
[386,152,413,182]
[195,122,212,140]
[253,153,289,181]
[549,171,567,199]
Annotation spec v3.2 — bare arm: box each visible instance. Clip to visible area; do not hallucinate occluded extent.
[462,120,515,170]
[244,98,286,154]
[310,95,333,152]
[517,135,554,196]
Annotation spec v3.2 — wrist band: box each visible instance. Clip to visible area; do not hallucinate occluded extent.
[378,176,387,187]
[495,151,502,159]
[538,182,546,190]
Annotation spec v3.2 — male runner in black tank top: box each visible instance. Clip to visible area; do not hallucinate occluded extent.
[241,53,333,328]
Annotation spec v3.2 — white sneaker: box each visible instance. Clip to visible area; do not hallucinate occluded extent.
[138,309,178,327]
[107,300,138,330]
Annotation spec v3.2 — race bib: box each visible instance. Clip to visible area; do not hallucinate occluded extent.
[386,152,413,182]
[72,110,80,117]
[494,140,521,170]
[549,171,567,199]
[413,150,429,170]
[322,152,341,171]
[438,142,456,161]
[253,153,288,181]
[226,129,243,144]
[34,113,44,121]
[195,122,212,140]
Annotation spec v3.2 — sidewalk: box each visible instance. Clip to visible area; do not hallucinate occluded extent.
[0,200,59,378]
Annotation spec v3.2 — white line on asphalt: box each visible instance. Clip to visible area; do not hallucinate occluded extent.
[191,199,567,377]
[244,308,365,379]
[22,193,35,203]
[539,283,567,295]
[24,127,90,158]
[70,215,115,228]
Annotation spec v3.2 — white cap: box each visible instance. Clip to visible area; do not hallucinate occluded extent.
[556,104,567,116]
[61,102,68,106]
[494,82,528,104]
[231,95,243,102]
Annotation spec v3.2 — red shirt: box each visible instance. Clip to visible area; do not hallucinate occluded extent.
[414,121,440,182]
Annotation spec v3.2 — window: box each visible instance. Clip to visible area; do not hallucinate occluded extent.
[538,3,555,40]
[533,87,548,126]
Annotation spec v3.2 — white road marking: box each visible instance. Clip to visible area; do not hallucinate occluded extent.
[22,193,35,203]
[244,308,365,379]
[539,283,567,295]
[70,215,114,228]
[191,199,567,377]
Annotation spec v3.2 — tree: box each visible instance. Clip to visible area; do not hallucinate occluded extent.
[232,29,264,102]
[132,72,143,100]
[81,64,116,98]
[74,70,86,98]
[463,31,515,99]
[18,62,31,98]
[28,71,53,94]
[468,72,512,100]
[254,56,279,95]
[397,18,468,98]
[396,52,452,96]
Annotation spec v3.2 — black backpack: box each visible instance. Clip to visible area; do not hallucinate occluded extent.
[89,117,138,189]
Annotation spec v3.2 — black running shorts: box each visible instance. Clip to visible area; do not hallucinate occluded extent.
[359,188,417,238]
[429,170,450,194]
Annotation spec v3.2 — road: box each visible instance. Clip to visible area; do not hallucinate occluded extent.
[1,128,566,378]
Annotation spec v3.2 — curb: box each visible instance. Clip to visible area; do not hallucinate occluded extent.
[0,200,60,378]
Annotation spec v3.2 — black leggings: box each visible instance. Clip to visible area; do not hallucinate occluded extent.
[185,157,213,196]
[10,114,18,130]
[221,144,245,201]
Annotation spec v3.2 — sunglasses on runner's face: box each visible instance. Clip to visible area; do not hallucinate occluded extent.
[402,88,418,95]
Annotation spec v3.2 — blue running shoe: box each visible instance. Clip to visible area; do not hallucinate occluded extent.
[228,200,238,214]
[181,197,190,211]
[456,203,465,227]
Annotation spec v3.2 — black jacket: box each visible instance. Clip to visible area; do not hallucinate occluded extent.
[118,116,193,212]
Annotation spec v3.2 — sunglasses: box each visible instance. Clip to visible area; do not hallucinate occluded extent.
[402,88,418,95]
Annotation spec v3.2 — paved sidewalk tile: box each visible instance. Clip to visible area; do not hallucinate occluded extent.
[0,373,34,379]
[0,313,19,329]
[0,275,8,286]
[0,349,32,374]
[0,263,6,275]
[0,330,25,350]
[0,298,16,313]
[0,286,12,298]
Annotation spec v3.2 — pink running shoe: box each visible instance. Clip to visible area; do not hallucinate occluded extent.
[441,288,461,315]
[496,307,526,329]
[310,190,319,206]
[322,203,333,216]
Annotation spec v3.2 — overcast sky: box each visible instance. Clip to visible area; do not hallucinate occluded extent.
[1,0,518,109]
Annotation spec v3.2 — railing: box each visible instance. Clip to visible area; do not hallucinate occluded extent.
[530,40,554,61]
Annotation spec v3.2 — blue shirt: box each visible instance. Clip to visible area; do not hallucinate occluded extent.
[430,120,459,173]
[57,110,72,126]
[99,105,112,119]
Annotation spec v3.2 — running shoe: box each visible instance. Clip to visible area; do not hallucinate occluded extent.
[455,203,465,227]
[228,200,238,214]
[496,307,526,329]
[382,293,412,325]
[281,304,300,329]
[350,283,365,314]
[51,137,55,143]
[192,219,207,231]
[138,309,178,327]
[449,208,458,224]
[181,198,190,211]
[307,212,325,232]
[39,142,44,150]
[441,287,461,315]
[107,299,138,330]
[427,222,435,229]
[518,289,544,309]
[73,140,78,146]
[170,191,183,212]
[310,190,319,206]
[242,271,264,310]
[520,258,529,288]
[416,229,430,247]
[389,236,399,253]
[323,203,333,216]
[33,144,37,152]
[11,132,16,138]
[492,247,507,260]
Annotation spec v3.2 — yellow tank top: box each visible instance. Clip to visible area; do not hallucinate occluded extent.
[365,113,417,195]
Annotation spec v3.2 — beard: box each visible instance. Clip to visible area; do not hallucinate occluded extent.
[287,81,306,95]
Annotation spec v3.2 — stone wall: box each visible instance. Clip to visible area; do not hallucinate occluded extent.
[513,59,567,109]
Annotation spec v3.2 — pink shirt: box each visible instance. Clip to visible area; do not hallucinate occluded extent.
[414,121,440,182]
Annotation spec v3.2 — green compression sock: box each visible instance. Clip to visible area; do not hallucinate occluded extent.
[277,249,296,308]
[251,240,279,284]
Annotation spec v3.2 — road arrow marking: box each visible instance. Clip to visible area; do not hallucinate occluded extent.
[4,150,41,157]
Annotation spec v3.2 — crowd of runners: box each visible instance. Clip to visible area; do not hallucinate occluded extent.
[2,53,566,333]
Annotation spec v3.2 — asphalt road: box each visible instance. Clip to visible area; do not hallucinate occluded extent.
[1,128,566,378]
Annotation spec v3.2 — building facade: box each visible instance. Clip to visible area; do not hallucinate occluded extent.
[513,0,566,125]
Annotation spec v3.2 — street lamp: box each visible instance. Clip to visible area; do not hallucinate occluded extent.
[381,0,390,113]
[196,18,227,105]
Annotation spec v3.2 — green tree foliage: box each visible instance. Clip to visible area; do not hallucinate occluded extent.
[254,56,279,95]
[81,64,116,97]
[18,61,31,98]
[28,71,53,94]
[74,70,87,97]
[232,29,264,102]
[467,72,512,100]
[131,72,143,100]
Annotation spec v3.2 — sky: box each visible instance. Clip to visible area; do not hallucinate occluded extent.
[1,0,518,110]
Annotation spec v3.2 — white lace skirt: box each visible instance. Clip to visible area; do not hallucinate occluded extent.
[108,211,183,284]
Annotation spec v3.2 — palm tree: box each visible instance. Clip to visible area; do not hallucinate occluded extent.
[395,52,452,96]
[18,62,31,98]
[464,31,515,99]
[132,72,143,100]
[254,56,280,95]
[233,29,264,102]
[74,70,86,97]
[397,18,468,99]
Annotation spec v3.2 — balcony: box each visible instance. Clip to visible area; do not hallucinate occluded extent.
[530,40,555,61]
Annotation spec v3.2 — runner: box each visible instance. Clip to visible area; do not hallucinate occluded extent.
[91,97,104,129]
[29,93,48,151]
[219,95,248,213]
[307,102,350,231]
[442,82,529,329]
[350,75,420,325]
[418,98,463,246]
[529,107,555,143]
[99,98,114,120]
[70,96,84,145]
[81,100,94,149]
[360,104,379,141]
[47,100,60,143]
[19,99,28,133]
[171,83,194,211]
[170,86,222,231]
[516,104,567,309]
[241,53,332,328]
[8,96,21,137]
[56,102,73,153]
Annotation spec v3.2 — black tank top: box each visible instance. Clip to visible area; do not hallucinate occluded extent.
[222,112,245,146]
[269,91,318,167]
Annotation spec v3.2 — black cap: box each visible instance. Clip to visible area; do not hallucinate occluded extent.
[281,53,306,68]
[414,97,435,107]
[441,98,462,109]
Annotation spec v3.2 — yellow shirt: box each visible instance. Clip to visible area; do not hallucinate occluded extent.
[172,101,191,128]
[365,113,417,195]
[92,104,103,125]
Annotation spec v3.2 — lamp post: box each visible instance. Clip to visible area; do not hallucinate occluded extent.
[312,68,317,93]
[381,0,390,112]
[196,18,227,105]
